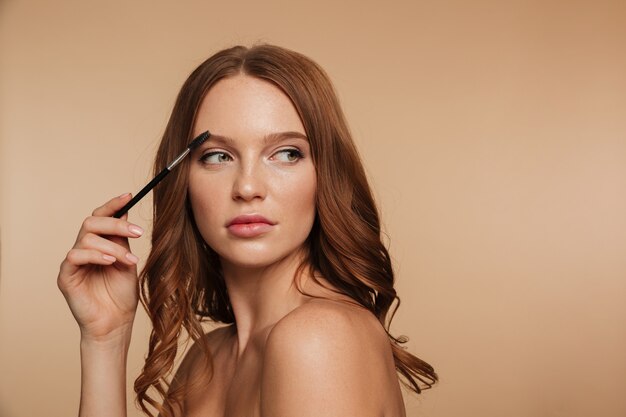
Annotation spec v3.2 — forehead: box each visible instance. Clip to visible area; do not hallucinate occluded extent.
[193,74,305,140]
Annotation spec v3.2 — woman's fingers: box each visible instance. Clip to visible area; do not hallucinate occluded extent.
[92,193,133,217]
[65,248,117,267]
[73,194,143,253]
[60,193,142,280]
[75,233,139,265]
[76,216,144,243]
[59,244,138,286]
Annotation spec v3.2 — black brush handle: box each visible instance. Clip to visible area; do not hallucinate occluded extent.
[111,131,209,219]
[113,168,170,218]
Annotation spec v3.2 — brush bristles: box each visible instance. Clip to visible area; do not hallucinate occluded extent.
[188,131,210,150]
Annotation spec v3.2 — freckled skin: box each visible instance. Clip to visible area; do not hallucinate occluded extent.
[188,75,317,270]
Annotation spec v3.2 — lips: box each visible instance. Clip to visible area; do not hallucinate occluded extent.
[226,214,276,238]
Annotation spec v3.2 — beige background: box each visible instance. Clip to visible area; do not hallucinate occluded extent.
[1,1,625,416]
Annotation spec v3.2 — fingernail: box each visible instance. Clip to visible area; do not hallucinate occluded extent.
[129,225,144,236]
[103,254,116,263]
[119,192,131,199]
[126,253,139,264]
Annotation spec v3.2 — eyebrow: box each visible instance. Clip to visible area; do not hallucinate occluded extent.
[206,131,308,146]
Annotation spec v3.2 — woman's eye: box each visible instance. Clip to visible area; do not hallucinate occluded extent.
[273,148,303,162]
[200,152,232,164]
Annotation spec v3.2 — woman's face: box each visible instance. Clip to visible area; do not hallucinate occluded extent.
[188,74,317,270]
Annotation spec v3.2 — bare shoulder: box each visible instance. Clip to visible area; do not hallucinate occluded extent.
[261,299,400,417]
[171,324,234,387]
[180,324,233,361]
[268,298,389,351]
[202,323,236,350]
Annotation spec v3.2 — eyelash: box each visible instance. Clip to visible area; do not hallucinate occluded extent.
[199,151,232,164]
[199,148,305,165]
[273,148,304,162]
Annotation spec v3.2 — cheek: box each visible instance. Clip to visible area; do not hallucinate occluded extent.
[187,176,225,231]
[280,170,317,222]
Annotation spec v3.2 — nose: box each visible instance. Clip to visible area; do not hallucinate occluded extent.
[231,159,267,202]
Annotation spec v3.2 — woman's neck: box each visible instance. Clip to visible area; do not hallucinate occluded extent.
[221,250,312,357]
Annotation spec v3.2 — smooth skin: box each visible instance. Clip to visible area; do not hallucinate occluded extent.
[58,75,406,417]
[58,194,142,417]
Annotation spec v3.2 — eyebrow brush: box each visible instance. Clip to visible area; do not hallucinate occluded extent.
[113,130,210,218]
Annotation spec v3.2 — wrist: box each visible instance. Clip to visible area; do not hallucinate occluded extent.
[80,323,133,349]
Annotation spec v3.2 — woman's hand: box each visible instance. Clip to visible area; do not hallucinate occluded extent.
[58,193,143,343]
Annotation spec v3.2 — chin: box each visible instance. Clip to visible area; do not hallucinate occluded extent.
[217,244,307,271]
[221,255,287,270]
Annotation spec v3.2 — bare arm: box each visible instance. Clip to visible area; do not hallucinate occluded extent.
[58,194,142,417]
[79,330,132,417]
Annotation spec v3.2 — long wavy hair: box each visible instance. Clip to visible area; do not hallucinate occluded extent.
[135,44,437,417]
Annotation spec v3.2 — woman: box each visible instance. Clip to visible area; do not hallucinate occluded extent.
[58,44,437,417]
